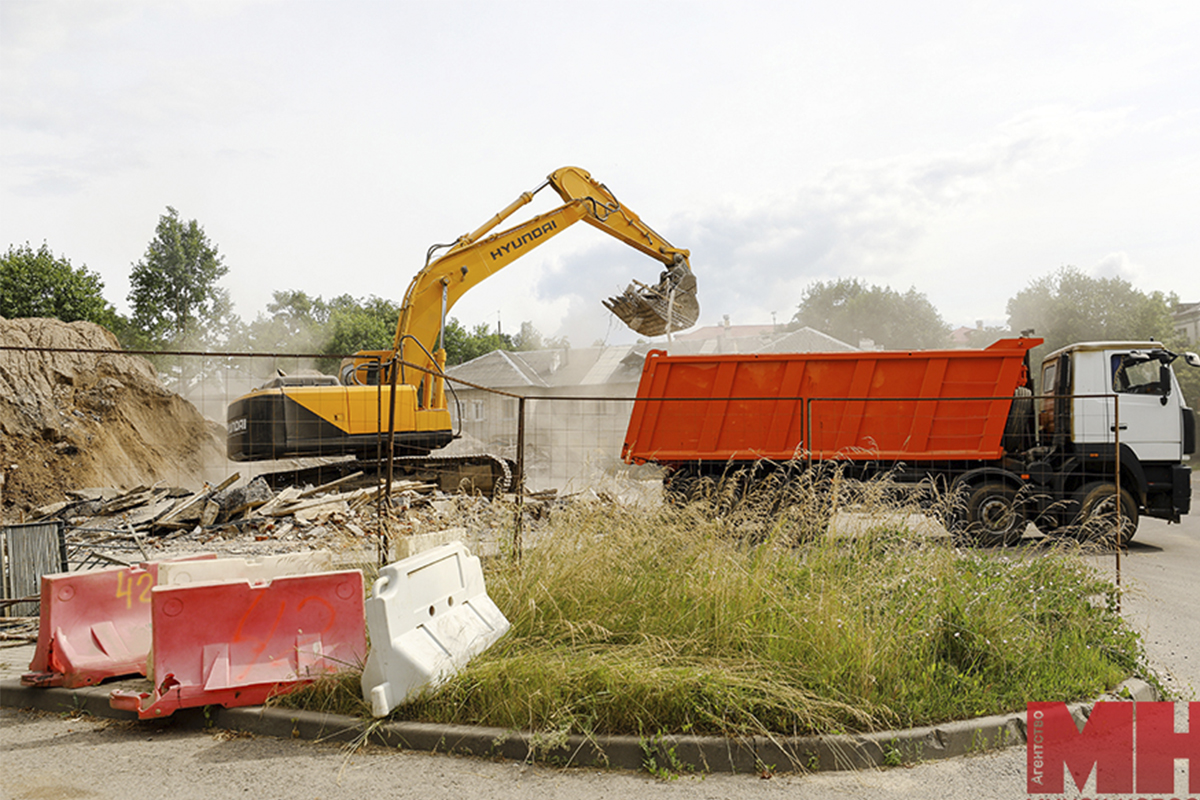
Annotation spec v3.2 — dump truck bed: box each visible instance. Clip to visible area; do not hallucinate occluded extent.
[622,339,1040,465]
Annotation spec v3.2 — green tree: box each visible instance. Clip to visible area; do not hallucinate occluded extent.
[232,289,567,372]
[0,242,120,328]
[127,207,232,349]
[443,318,513,365]
[511,320,568,352]
[323,294,402,363]
[235,290,332,353]
[791,278,950,349]
[1006,266,1196,405]
[1006,267,1176,356]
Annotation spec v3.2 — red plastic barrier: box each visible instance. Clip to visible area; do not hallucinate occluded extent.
[109,570,366,719]
[22,555,217,688]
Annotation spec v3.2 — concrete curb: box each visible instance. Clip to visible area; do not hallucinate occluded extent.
[0,677,1159,774]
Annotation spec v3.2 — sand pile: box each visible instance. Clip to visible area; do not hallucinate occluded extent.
[0,317,226,517]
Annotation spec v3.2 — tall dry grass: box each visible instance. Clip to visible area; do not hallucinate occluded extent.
[386,469,1143,739]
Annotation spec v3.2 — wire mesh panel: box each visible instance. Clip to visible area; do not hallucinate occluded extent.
[1,334,1158,570]
[2,521,66,617]
[519,396,648,494]
[805,395,1014,462]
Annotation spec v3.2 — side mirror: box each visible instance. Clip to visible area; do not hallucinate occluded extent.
[1186,352,1200,368]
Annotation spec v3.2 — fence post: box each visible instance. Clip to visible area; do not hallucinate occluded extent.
[1114,393,1122,613]
[375,355,385,521]
[805,398,813,470]
[382,355,400,566]
[514,396,526,560]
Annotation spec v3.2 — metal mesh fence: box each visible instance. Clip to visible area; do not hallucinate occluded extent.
[1,344,1138,549]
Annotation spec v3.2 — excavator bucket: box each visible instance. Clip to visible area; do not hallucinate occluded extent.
[604,265,699,338]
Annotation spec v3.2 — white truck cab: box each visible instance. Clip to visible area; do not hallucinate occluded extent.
[1053,342,1197,462]
[1039,341,1198,529]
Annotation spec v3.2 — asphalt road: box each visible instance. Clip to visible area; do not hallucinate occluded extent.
[3,475,1198,800]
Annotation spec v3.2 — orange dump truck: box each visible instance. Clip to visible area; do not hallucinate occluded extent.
[622,338,1199,545]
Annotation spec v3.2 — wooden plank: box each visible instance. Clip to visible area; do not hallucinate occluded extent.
[98,485,156,515]
[154,487,207,526]
[297,471,364,500]
[263,488,371,516]
[250,486,304,518]
[200,500,220,527]
[155,473,240,527]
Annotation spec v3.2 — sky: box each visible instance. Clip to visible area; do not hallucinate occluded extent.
[3,0,1199,350]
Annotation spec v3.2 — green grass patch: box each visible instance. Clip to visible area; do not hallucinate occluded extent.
[282,473,1146,741]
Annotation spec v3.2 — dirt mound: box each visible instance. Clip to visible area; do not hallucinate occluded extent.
[0,317,226,518]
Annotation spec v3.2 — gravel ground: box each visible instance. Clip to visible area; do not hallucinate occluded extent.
[0,706,1033,800]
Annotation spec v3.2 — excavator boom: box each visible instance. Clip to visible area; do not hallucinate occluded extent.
[546,168,699,337]
[388,166,698,384]
[229,166,698,476]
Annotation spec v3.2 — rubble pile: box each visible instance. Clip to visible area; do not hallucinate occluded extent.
[0,318,580,645]
[0,476,534,642]
[0,317,226,517]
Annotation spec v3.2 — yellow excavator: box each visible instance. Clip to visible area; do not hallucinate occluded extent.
[226,166,699,490]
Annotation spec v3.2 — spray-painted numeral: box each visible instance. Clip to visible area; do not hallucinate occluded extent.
[115,570,153,609]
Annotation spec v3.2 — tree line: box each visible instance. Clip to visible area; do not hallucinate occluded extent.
[791,273,1196,404]
[0,207,559,368]
[789,273,1187,356]
[2,206,1195,401]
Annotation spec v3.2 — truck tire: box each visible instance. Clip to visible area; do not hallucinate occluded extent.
[963,482,1026,546]
[1073,482,1139,546]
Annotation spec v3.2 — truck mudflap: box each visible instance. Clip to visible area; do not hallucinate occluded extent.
[1173,464,1192,517]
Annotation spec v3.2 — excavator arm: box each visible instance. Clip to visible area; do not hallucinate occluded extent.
[345,167,699,389]
[230,166,697,467]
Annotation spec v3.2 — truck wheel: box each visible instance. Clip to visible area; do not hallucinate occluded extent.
[964,483,1026,546]
[1031,510,1068,537]
[1074,483,1138,546]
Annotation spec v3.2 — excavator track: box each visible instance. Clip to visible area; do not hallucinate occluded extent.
[256,453,516,497]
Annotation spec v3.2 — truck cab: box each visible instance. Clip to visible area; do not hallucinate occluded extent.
[1041,342,1196,461]
[1039,341,1197,525]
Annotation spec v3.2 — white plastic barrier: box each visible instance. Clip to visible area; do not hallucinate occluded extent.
[391,527,467,561]
[361,541,510,717]
[156,551,334,586]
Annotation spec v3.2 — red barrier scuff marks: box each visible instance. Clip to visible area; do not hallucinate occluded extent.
[22,555,217,688]
[109,570,365,719]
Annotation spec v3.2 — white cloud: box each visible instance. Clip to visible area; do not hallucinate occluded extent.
[1091,252,1147,284]
[639,106,1130,330]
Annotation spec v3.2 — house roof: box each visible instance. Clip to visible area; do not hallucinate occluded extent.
[446,326,857,390]
[950,326,974,345]
[672,323,776,341]
[754,327,859,354]
[446,349,549,389]
[447,346,644,389]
